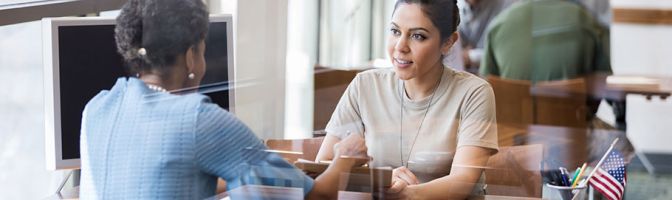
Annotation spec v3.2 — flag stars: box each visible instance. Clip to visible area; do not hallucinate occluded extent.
[590,150,627,199]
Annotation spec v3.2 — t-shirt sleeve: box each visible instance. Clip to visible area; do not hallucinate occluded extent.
[457,82,499,152]
[194,103,314,196]
[324,74,366,139]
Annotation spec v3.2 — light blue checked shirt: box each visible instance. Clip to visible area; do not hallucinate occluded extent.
[79,77,313,199]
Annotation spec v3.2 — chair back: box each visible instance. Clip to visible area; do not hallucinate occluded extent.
[485,144,544,197]
[314,67,361,130]
[487,75,534,127]
[266,137,325,163]
[531,78,588,128]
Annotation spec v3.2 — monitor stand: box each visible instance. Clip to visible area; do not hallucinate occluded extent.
[53,169,80,199]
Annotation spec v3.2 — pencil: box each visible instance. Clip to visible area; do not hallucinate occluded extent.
[570,167,580,185]
[571,162,587,188]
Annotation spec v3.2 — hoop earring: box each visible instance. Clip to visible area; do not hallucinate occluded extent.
[188,73,195,80]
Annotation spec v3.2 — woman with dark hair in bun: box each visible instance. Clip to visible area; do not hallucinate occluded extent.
[79,0,368,199]
[316,0,498,199]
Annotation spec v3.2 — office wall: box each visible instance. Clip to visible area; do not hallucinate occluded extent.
[611,0,672,153]
[611,0,672,76]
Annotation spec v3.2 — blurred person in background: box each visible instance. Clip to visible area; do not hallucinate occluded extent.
[458,0,518,72]
[479,0,610,82]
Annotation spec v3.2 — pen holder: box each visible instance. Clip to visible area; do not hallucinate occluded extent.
[543,183,588,200]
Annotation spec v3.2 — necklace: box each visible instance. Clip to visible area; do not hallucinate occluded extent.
[146,84,168,93]
[399,67,444,168]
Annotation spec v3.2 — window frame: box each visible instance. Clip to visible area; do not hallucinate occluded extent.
[0,0,125,26]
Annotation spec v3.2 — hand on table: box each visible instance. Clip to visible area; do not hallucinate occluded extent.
[332,133,370,166]
[386,166,419,199]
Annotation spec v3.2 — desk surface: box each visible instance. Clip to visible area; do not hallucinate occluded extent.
[47,185,542,200]
[212,185,541,200]
[588,73,672,100]
[51,124,626,200]
[498,123,632,168]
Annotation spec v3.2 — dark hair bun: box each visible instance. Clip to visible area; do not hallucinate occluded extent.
[115,0,209,74]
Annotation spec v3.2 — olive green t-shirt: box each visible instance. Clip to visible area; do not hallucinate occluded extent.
[325,67,498,183]
[479,0,611,82]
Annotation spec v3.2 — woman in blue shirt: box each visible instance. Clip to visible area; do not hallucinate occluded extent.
[78,0,369,199]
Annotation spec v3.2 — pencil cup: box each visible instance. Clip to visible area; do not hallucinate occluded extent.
[543,183,588,200]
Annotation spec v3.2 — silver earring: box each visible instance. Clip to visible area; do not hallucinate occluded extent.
[188,73,195,80]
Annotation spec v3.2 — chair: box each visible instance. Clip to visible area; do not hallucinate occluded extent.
[488,75,589,128]
[487,76,533,147]
[265,137,325,163]
[314,66,362,130]
[487,76,534,127]
[531,78,588,128]
[484,144,544,198]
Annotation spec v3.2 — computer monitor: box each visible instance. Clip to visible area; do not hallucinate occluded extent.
[43,15,235,170]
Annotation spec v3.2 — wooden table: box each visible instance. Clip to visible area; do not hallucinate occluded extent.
[587,72,672,101]
[212,185,541,200]
[498,124,632,169]
[520,73,672,102]
[525,73,672,130]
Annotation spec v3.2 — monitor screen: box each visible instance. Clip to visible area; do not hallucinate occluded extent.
[43,15,234,170]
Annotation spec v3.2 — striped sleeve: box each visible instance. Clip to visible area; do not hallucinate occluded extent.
[194,103,314,196]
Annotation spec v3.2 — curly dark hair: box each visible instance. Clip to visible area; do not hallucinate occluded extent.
[393,0,460,43]
[115,0,209,74]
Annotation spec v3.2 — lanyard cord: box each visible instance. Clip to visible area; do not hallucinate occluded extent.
[399,67,444,168]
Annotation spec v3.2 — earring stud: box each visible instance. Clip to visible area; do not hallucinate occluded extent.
[188,73,195,80]
[138,48,147,56]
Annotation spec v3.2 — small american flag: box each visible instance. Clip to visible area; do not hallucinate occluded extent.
[589,150,627,200]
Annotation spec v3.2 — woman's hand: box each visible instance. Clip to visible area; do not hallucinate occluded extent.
[332,133,369,166]
[308,133,369,200]
[386,178,408,199]
[392,166,420,185]
[386,166,419,199]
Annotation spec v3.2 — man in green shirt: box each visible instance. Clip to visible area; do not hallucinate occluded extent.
[479,0,611,82]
